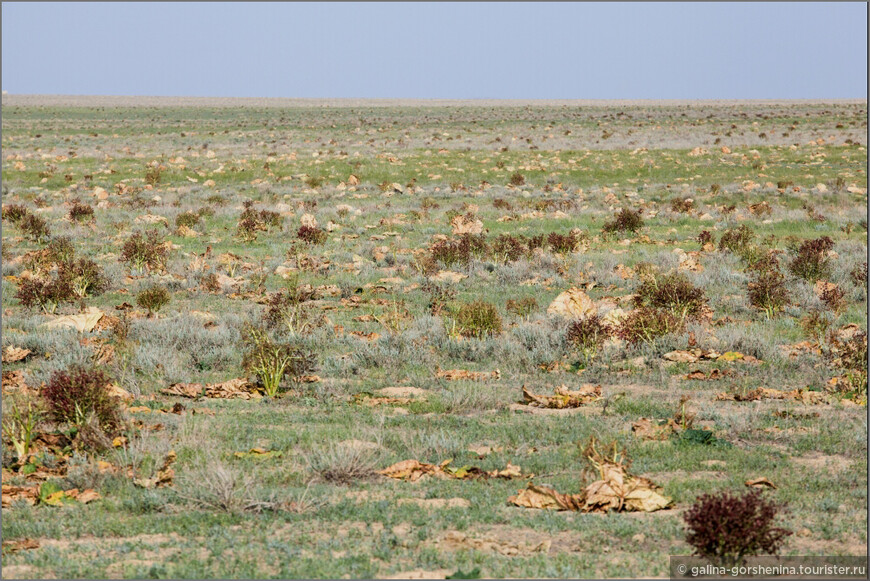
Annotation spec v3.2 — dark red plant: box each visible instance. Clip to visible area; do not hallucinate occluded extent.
[684,489,792,567]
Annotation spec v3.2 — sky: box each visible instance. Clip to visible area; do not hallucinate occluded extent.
[1,2,867,99]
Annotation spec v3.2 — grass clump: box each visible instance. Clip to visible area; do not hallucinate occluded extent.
[241,326,317,397]
[684,489,792,567]
[453,300,503,338]
[305,444,378,485]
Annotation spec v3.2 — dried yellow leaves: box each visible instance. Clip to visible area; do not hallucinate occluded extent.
[160,378,262,400]
[2,346,32,363]
[133,451,176,489]
[378,459,529,482]
[436,368,501,382]
[716,387,829,405]
[508,438,672,514]
[521,384,602,409]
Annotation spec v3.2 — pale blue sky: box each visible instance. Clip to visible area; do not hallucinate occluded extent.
[2,2,867,99]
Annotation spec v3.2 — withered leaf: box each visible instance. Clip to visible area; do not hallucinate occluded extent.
[631,417,679,441]
[379,459,529,482]
[745,477,777,489]
[436,368,501,382]
[508,483,585,511]
[716,387,828,405]
[133,450,176,488]
[522,384,602,409]
[1,538,40,553]
[2,346,32,363]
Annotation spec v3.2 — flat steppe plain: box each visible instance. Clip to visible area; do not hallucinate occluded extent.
[1,96,867,578]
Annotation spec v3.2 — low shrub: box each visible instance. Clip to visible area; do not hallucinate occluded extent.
[747,266,791,318]
[453,301,503,338]
[819,284,846,314]
[296,225,328,245]
[633,272,708,321]
[789,236,834,282]
[492,198,512,211]
[718,225,755,257]
[2,204,30,223]
[430,234,489,268]
[144,163,164,186]
[509,172,525,186]
[547,231,580,254]
[420,197,439,210]
[59,258,110,298]
[175,211,200,229]
[800,310,831,342]
[136,284,171,316]
[42,366,124,436]
[506,297,538,318]
[241,326,318,397]
[263,287,320,335]
[826,328,868,398]
[19,213,51,241]
[566,315,612,358]
[45,236,76,265]
[491,234,532,263]
[236,201,283,241]
[850,262,868,288]
[423,283,457,317]
[684,489,792,567]
[618,307,683,345]
[15,274,75,313]
[68,200,95,223]
[120,229,169,273]
[670,197,694,213]
[603,208,644,235]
